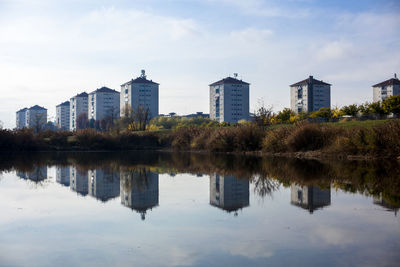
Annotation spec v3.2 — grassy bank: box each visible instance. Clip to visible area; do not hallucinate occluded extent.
[1,119,400,158]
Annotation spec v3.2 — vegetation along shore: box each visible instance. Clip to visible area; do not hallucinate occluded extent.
[1,96,400,160]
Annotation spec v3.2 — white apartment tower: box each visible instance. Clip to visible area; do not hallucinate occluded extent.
[290,76,331,113]
[120,70,159,119]
[70,92,88,131]
[25,105,47,131]
[372,74,400,102]
[16,107,27,129]
[209,74,250,123]
[56,101,70,130]
[88,87,120,121]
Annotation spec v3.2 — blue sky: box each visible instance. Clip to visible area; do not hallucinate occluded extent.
[0,0,399,128]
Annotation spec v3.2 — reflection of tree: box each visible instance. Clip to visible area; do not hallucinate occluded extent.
[252,175,280,198]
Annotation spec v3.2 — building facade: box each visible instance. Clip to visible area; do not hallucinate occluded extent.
[290,76,331,113]
[56,166,70,187]
[88,87,120,121]
[70,92,88,131]
[26,105,47,131]
[70,166,88,196]
[16,107,27,129]
[88,169,120,202]
[372,74,400,102]
[56,101,70,130]
[120,70,159,119]
[209,75,250,123]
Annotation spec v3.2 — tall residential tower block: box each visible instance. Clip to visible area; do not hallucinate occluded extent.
[88,87,120,121]
[372,74,400,102]
[56,101,70,130]
[120,70,159,119]
[290,76,331,113]
[70,92,88,131]
[209,75,250,123]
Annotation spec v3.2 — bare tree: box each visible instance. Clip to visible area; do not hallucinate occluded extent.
[76,113,89,130]
[132,105,151,131]
[253,99,274,130]
[31,112,47,133]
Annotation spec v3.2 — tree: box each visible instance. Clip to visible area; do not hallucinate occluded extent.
[253,100,274,130]
[76,113,89,130]
[366,102,388,117]
[275,108,294,123]
[31,112,47,133]
[310,108,332,119]
[341,104,359,116]
[382,95,400,116]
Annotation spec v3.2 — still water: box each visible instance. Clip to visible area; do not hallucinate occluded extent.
[0,152,399,267]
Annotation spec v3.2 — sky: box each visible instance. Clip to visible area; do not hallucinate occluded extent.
[0,0,399,128]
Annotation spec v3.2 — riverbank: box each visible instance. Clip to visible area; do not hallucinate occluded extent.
[1,119,399,159]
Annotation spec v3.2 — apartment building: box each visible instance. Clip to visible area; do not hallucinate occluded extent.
[16,107,27,129]
[209,74,250,123]
[70,92,88,131]
[290,184,331,213]
[372,74,400,102]
[56,101,70,130]
[26,105,47,131]
[120,70,159,119]
[290,76,331,113]
[88,169,120,202]
[88,87,120,121]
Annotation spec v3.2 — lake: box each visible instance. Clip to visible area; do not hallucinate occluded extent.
[0,152,399,267]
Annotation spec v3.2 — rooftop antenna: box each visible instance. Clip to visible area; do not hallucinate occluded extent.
[141,69,146,79]
[234,73,238,79]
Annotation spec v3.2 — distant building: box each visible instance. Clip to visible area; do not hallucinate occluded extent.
[16,107,27,129]
[290,184,331,213]
[183,112,210,118]
[372,74,400,102]
[70,92,88,131]
[56,101,70,130]
[26,105,47,131]
[290,76,331,113]
[209,174,249,214]
[120,170,159,220]
[209,74,250,123]
[121,70,159,119]
[88,87,120,121]
[70,167,88,196]
[56,166,70,187]
[88,169,120,202]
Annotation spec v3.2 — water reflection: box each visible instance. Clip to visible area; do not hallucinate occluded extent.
[16,166,47,182]
[88,169,120,202]
[290,184,331,213]
[70,166,88,196]
[56,166,70,187]
[120,169,159,220]
[210,174,249,215]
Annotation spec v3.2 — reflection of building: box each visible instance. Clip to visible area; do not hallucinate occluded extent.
[16,167,48,182]
[56,166,70,187]
[70,167,88,196]
[373,195,399,216]
[209,174,249,214]
[290,184,331,213]
[88,169,120,202]
[120,170,159,220]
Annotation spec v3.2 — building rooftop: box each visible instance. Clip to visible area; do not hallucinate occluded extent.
[29,105,47,110]
[209,76,250,86]
[372,75,400,87]
[121,77,159,86]
[290,76,331,87]
[56,101,70,107]
[89,86,119,94]
[17,107,28,113]
[73,92,88,98]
